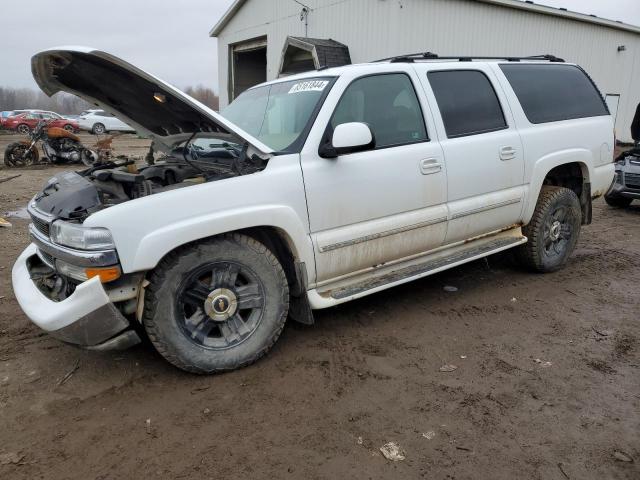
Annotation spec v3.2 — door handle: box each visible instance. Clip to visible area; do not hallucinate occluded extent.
[420,158,442,175]
[500,146,517,161]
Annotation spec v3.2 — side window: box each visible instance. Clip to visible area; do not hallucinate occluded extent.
[428,70,507,138]
[330,73,428,148]
[500,64,609,124]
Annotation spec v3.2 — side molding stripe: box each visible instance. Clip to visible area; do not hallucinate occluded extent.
[450,198,521,220]
[319,216,448,253]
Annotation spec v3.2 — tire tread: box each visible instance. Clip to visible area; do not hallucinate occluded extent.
[516,185,580,273]
[142,233,289,374]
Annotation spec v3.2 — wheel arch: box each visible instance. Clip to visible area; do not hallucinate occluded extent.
[525,152,594,226]
[138,224,315,325]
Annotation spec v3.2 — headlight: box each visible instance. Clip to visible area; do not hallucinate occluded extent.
[50,221,115,250]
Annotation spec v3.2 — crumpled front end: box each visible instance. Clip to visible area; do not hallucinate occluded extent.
[12,244,141,350]
[607,148,640,200]
[11,194,144,350]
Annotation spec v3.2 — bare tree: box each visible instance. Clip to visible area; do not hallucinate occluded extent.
[0,87,92,114]
[1,85,221,114]
[184,85,220,111]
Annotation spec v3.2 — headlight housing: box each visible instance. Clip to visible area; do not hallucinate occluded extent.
[50,221,115,251]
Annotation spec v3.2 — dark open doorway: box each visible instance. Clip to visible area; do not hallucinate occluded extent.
[230,38,267,101]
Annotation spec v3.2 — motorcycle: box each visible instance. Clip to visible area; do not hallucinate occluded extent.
[4,119,92,168]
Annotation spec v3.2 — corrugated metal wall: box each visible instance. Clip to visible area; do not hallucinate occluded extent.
[216,0,640,141]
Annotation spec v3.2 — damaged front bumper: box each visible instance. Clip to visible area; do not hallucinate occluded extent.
[12,244,140,350]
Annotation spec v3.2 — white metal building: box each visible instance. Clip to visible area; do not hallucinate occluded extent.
[211,0,640,142]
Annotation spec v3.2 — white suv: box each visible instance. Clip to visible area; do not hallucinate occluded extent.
[78,109,135,134]
[14,47,614,373]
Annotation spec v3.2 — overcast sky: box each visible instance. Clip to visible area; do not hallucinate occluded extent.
[1,0,638,92]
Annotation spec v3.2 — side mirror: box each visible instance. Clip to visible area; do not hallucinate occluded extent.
[319,122,375,158]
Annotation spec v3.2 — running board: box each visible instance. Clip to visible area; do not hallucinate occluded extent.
[311,227,526,307]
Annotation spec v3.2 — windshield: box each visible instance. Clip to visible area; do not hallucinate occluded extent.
[222,77,334,152]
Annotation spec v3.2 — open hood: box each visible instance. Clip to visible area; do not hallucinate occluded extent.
[31,47,273,154]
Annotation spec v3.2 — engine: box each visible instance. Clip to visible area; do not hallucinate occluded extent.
[44,138,83,162]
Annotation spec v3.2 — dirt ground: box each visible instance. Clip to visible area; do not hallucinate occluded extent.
[0,133,638,479]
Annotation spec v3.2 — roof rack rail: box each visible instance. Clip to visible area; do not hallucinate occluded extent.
[375,52,565,63]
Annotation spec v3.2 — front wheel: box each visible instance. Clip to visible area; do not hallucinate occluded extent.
[4,143,39,167]
[63,124,75,132]
[143,234,289,373]
[91,123,106,135]
[16,124,30,135]
[516,186,582,273]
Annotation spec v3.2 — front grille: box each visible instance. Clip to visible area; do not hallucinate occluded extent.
[624,173,640,190]
[29,212,50,237]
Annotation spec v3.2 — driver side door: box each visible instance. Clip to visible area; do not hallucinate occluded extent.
[300,71,448,285]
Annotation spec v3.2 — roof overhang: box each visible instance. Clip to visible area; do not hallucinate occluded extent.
[210,0,640,38]
[210,0,247,37]
[478,0,640,35]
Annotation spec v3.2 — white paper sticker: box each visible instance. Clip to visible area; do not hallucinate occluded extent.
[288,80,329,94]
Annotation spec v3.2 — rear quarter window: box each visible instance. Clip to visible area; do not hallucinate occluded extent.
[499,64,609,124]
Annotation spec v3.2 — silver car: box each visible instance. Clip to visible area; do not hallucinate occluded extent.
[606,145,640,207]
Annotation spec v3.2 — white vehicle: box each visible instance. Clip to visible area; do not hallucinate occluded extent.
[78,109,135,134]
[14,47,614,373]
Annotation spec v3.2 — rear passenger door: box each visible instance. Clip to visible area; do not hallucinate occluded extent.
[421,66,525,244]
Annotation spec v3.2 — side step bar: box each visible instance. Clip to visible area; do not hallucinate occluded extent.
[309,227,526,308]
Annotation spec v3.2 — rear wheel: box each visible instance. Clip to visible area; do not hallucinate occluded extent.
[63,124,75,132]
[4,143,39,167]
[16,124,30,135]
[143,234,289,374]
[516,186,582,273]
[91,123,106,135]
[605,194,632,208]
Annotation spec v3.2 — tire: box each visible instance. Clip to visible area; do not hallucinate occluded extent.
[63,124,74,132]
[91,123,106,135]
[605,194,632,208]
[16,124,30,135]
[143,233,289,374]
[516,186,582,273]
[4,142,39,167]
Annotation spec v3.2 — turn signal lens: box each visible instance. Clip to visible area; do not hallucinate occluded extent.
[85,267,121,283]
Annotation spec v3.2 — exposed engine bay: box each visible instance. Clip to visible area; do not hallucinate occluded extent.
[33,138,269,221]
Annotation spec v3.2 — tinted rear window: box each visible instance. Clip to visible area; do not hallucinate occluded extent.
[500,64,608,124]
[428,70,507,138]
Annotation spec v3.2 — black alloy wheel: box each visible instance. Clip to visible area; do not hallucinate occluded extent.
[176,261,265,349]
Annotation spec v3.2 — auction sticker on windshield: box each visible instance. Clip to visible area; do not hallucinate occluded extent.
[288,80,329,94]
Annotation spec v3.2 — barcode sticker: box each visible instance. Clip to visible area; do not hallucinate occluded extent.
[288,80,329,94]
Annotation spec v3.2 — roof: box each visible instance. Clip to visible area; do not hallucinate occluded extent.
[287,37,352,68]
[210,0,640,37]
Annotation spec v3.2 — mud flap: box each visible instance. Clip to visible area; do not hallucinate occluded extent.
[582,182,592,225]
[289,261,314,325]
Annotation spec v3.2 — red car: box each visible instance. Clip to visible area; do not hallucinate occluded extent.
[4,111,79,134]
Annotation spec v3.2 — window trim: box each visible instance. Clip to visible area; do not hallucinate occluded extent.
[321,71,431,156]
[427,69,509,139]
[499,63,610,125]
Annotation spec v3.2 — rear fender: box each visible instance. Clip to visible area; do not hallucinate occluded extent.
[524,149,593,224]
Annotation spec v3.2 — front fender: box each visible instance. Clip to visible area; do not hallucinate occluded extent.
[523,149,593,224]
[130,204,314,273]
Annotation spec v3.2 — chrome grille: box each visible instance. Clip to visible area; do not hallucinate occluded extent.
[624,173,640,190]
[36,249,55,268]
[30,212,50,237]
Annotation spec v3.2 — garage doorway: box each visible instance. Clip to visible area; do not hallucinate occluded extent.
[230,37,267,101]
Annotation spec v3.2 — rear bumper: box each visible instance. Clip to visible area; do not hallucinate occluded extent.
[12,244,140,349]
